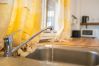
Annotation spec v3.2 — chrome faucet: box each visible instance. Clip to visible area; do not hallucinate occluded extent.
[4,26,53,57]
[4,36,13,57]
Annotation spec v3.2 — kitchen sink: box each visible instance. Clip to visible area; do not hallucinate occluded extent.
[26,46,99,66]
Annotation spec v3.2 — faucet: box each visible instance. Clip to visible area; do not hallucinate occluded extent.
[4,26,53,57]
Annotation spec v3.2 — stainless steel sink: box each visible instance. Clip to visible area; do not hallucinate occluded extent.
[26,46,99,66]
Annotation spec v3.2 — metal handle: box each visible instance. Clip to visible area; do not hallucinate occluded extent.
[4,26,53,57]
[4,36,13,57]
[12,26,53,53]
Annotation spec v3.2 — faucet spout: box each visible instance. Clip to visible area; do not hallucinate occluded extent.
[4,26,53,57]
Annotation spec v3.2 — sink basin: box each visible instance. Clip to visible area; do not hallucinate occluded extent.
[26,46,99,66]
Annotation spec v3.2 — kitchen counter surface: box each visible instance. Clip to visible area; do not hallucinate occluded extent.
[38,38,99,52]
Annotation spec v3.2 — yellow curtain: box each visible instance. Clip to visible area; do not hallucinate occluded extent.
[0,0,13,49]
[7,0,25,46]
[22,0,42,45]
[7,0,42,46]
[56,0,71,40]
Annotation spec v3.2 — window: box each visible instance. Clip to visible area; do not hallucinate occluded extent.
[47,11,55,27]
[42,0,58,32]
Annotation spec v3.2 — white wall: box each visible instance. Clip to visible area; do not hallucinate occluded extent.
[81,0,99,22]
[71,0,99,39]
[71,0,81,30]
[71,0,99,22]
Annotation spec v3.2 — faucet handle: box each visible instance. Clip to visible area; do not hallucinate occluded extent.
[4,36,13,57]
[48,26,53,31]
